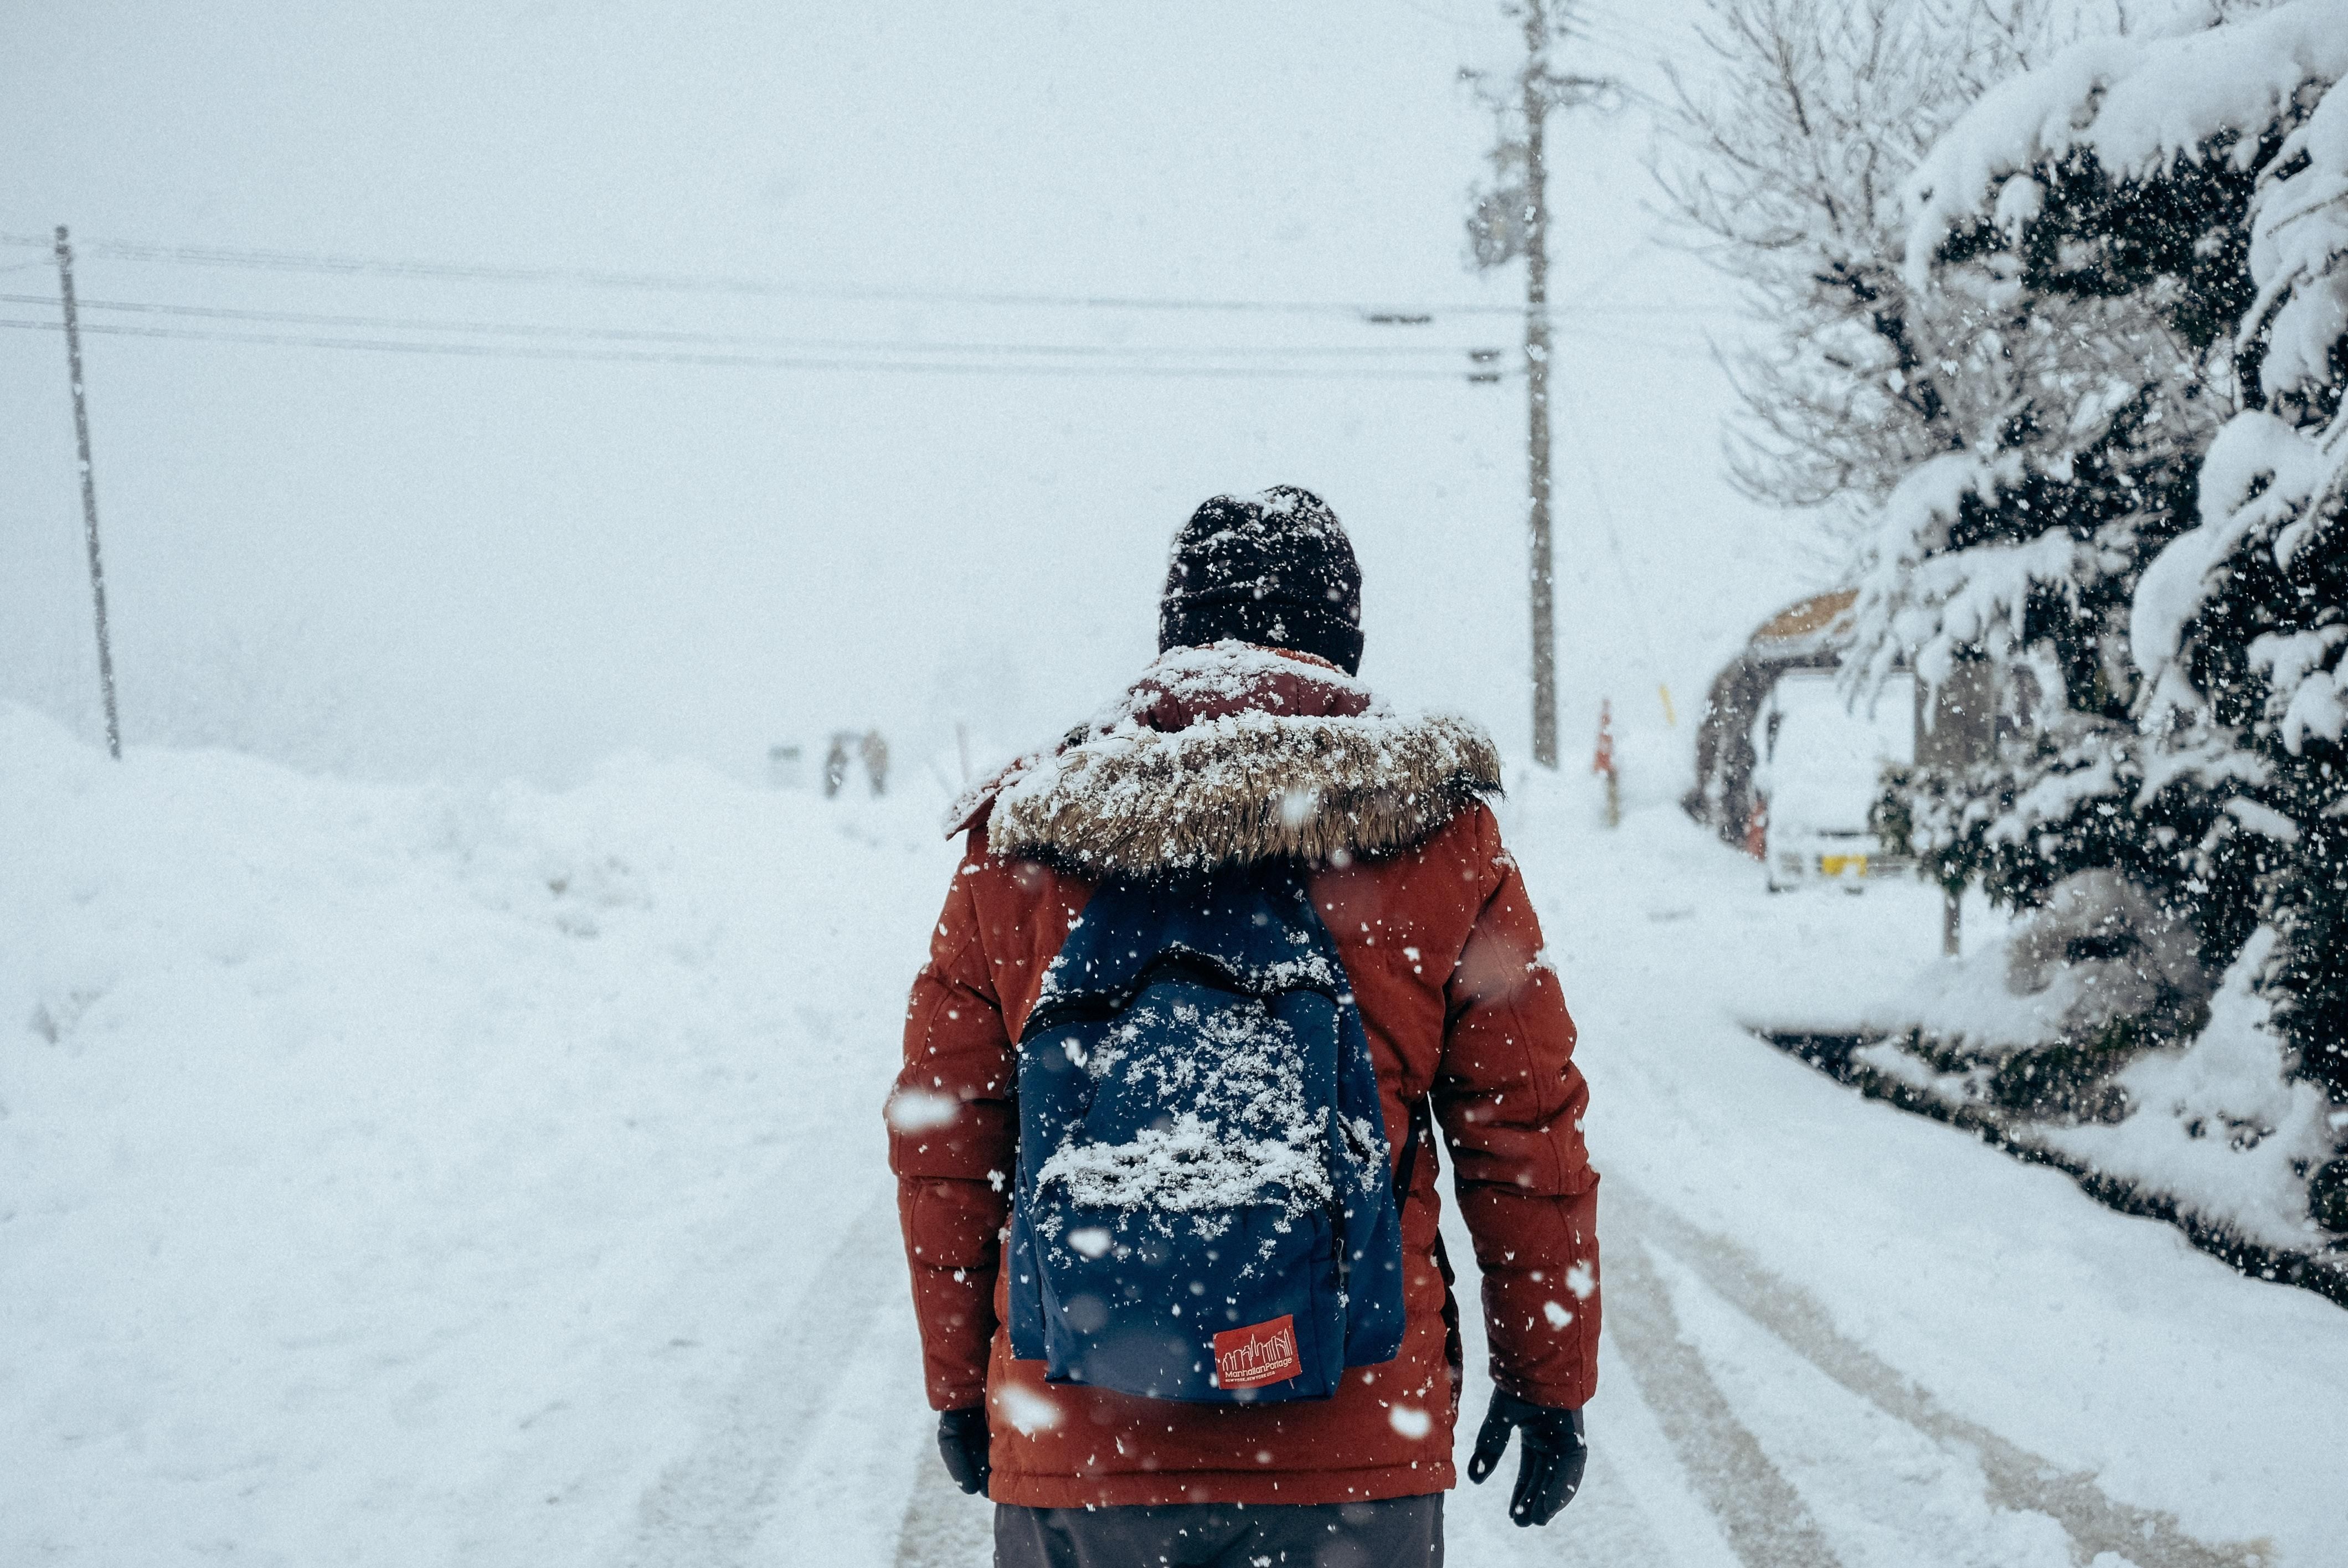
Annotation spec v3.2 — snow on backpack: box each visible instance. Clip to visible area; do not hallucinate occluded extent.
[1006,861,1408,1403]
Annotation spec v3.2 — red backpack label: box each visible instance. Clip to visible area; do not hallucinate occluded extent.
[1213,1316,1301,1389]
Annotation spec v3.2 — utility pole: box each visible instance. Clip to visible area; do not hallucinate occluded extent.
[1465,2,1612,768]
[1520,1,1558,768]
[53,226,122,760]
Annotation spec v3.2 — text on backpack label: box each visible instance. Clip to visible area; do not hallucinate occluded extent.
[1213,1316,1301,1389]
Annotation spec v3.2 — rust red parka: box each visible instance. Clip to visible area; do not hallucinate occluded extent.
[887,645,1600,1509]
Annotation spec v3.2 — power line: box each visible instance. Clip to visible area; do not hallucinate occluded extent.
[1549,369,1674,697]
[0,291,1521,361]
[0,316,1518,381]
[0,231,1729,323]
[0,290,1716,365]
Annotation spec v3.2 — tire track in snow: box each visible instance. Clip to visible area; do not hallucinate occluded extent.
[893,1436,993,1568]
[1611,1181,2265,1568]
[868,1188,2254,1568]
[1605,1229,1846,1568]
[615,1189,899,1568]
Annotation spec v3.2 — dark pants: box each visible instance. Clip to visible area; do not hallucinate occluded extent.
[995,1495,1442,1568]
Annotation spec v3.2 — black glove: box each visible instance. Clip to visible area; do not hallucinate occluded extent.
[1466,1390,1587,1527]
[937,1405,991,1496]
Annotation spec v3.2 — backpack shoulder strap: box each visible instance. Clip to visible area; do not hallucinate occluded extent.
[1392,1095,1434,1206]
[1391,1095,1463,1394]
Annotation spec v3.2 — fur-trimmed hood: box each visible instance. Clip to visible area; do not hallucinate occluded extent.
[948,643,1501,878]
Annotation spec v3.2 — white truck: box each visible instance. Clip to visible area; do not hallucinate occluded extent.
[1750,669,1916,892]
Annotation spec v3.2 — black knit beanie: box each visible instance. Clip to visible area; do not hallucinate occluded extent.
[1158,486,1364,675]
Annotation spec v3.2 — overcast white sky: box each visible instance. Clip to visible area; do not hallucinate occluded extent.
[0,1,1832,787]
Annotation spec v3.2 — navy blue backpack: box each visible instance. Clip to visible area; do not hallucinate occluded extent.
[1006,862,1408,1402]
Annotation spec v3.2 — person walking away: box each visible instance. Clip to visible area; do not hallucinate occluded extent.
[861,728,891,797]
[886,487,1600,1566]
[823,734,851,798]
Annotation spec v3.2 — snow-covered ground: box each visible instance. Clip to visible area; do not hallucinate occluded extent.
[6,705,2342,1567]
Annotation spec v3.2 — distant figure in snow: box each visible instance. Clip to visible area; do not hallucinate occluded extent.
[823,734,851,799]
[860,728,890,797]
[885,487,1601,1566]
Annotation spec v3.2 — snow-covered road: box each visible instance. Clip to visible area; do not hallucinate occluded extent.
[4,711,2340,1566]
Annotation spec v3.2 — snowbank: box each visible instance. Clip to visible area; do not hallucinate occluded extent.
[2043,932,2342,1252]
[1850,924,2341,1258]
[0,704,940,1564]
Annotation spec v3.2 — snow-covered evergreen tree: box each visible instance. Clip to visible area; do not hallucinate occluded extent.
[1808,8,2272,1093]
[1847,96,2245,974]
[1661,0,2265,1064]
[1896,0,2348,1215]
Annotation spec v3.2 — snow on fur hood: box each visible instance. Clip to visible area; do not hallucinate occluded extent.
[945,642,1501,877]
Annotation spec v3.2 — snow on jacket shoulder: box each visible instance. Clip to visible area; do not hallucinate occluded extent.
[885,643,1600,1509]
